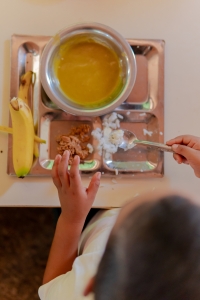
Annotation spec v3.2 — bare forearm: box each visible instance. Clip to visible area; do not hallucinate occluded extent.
[44,152,101,284]
[43,214,84,284]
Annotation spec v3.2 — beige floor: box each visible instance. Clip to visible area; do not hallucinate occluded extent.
[0,207,55,300]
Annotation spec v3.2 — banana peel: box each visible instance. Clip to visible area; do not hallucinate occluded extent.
[17,71,35,105]
[33,142,39,158]
[0,125,46,144]
[0,125,13,134]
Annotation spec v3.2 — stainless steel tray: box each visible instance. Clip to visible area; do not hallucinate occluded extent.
[8,34,165,177]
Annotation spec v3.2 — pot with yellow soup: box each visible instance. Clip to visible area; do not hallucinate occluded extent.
[40,22,137,117]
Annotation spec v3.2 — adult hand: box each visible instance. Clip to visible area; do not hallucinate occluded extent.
[52,150,101,225]
[166,135,200,178]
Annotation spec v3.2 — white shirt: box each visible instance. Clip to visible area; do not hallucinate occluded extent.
[38,208,120,300]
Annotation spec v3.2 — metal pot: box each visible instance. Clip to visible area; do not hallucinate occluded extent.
[40,22,137,117]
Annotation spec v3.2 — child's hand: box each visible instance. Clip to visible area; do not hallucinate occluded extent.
[52,150,101,225]
[166,135,200,178]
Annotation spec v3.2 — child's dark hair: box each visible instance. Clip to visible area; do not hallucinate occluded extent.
[95,195,200,300]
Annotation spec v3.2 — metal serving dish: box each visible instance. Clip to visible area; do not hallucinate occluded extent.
[8,34,164,178]
[40,23,137,117]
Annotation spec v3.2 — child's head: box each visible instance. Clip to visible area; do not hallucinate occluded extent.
[87,192,200,299]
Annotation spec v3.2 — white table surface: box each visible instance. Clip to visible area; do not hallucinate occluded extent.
[0,0,200,207]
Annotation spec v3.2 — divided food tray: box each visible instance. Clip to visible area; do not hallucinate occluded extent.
[8,34,165,177]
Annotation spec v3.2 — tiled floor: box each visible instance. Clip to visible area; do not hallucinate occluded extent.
[0,207,55,300]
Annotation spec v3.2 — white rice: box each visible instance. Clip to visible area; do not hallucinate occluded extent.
[91,127,102,140]
[143,128,153,137]
[115,169,119,176]
[91,112,124,159]
[117,114,124,119]
[87,143,94,154]
[109,129,124,146]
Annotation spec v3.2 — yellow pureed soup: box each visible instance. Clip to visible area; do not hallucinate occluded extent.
[53,36,123,108]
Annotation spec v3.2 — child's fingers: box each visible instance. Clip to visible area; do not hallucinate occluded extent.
[69,155,82,189]
[173,153,184,164]
[166,138,178,146]
[52,154,62,188]
[166,136,185,146]
[87,172,101,202]
[173,152,189,165]
[57,150,70,188]
[167,135,200,148]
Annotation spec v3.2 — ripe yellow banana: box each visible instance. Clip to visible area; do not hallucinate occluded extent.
[17,71,34,105]
[0,125,46,144]
[17,70,40,158]
[9,97,35,178]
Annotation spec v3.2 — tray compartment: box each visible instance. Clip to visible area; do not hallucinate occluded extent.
[102,110,163,176]
[39,112,102,173]
[126,52,148,104]
[120,40,164,112]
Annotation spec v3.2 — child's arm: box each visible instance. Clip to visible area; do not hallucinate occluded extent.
[43,150,101,284]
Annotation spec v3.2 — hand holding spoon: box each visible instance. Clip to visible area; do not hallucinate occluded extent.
[111,129,173,152]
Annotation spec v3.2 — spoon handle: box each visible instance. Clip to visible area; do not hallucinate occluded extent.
[134,140,173,152]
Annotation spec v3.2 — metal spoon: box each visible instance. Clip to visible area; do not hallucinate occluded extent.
[117,129,173,152]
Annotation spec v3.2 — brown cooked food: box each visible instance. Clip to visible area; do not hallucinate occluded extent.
[56,124,91,164]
